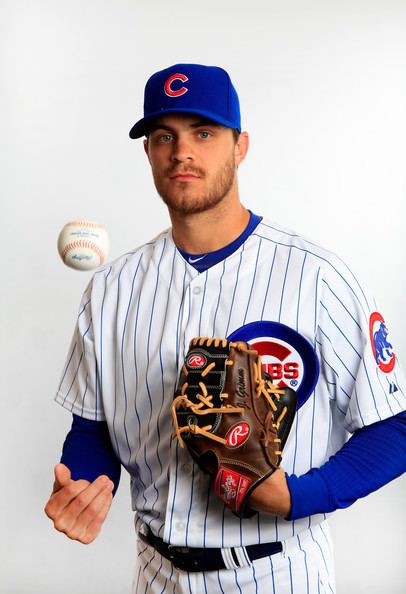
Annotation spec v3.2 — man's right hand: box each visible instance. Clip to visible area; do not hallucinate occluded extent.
[44,463,114,544]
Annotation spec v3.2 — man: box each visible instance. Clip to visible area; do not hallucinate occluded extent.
[45,64,406,593]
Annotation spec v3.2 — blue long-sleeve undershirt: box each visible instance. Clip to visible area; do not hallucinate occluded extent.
[61,411,406,515]
[60,414,121,495]
[286,410,406,520]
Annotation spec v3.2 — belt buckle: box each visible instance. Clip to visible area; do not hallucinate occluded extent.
[168,545,191,559]
[167,545,195,571]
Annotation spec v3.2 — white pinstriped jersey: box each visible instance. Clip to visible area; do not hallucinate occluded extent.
[55,218,406,548]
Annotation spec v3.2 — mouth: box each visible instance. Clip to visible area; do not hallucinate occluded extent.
[169,173,201,181]
[168,168,203,181]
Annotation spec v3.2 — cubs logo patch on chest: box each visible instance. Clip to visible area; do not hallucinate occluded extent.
[228,321,319,409]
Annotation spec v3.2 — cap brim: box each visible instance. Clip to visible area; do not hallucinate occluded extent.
[129,108,240,139]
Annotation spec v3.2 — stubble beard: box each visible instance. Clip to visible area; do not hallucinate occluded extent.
[153,157,236,215]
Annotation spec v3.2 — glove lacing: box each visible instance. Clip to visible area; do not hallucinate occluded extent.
[253,356,288,455]
[172,339,289,453]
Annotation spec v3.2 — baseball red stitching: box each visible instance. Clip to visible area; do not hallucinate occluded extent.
[62,240,105,263]
[66,221,104,229]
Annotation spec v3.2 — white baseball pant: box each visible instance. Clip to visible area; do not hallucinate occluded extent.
[133,520,336,594]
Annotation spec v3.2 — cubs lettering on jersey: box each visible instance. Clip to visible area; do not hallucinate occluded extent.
[228,320,319,409]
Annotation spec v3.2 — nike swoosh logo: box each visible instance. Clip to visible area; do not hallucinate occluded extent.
[188,255,206,264]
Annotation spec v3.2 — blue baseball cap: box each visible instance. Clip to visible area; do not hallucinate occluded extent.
[129,63,241,139]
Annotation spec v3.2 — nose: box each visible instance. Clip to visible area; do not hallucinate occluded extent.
[170,136,194,162]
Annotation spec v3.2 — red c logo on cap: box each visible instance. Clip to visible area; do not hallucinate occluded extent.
[164,73,189,97]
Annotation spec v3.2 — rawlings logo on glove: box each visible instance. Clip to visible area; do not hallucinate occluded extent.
[172,337,298,517]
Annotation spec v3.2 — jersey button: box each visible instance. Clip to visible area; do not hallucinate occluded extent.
[182,464,192,474]
[175,522,185,531]
[192,286,202,295]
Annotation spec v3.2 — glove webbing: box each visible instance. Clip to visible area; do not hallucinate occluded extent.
[172,338,288,451]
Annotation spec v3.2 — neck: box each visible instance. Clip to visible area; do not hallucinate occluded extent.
[170,194,250,254]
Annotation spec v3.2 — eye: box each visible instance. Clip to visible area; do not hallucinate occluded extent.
[198,130,211,139]
[159,134,173,143]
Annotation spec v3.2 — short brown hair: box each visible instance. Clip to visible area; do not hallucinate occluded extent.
[232,129,240,143]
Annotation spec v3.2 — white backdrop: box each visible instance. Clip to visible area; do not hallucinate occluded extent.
[1,1,405,592]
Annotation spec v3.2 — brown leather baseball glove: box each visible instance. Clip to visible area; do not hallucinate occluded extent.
[172,337,297,518]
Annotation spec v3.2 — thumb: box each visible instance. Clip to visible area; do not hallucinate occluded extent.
[53,463,71,492]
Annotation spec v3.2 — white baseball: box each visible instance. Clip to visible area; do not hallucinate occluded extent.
[57,220,110,271]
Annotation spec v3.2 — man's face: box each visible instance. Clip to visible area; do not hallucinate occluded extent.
[144,114,240,215]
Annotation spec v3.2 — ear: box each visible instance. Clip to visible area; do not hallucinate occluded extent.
[234,131,249,167]
[143,138,150,161]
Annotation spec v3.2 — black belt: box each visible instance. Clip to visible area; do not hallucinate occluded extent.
[138,526,282,573]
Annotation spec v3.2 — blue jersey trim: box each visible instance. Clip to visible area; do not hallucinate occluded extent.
[177,211,262,271]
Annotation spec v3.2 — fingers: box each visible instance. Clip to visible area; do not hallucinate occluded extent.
[54,475,112,531]
[47,475,91,515]
[71,487,113,544]
[52,463,72,492]
[44,473,114,544]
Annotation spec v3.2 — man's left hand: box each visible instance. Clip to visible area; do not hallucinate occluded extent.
[248,468,291,517]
